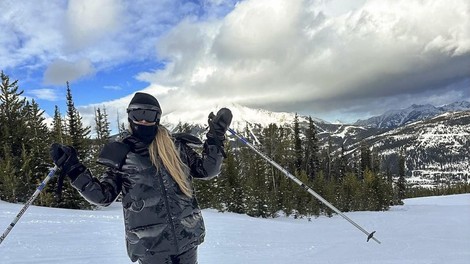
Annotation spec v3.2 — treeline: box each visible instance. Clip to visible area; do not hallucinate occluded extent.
[406,184,469,198]
[193,121,469,218]
[191,120,401,218]
[0,72,111,209]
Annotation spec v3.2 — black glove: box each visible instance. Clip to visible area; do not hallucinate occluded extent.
[49,143,85,181]
[206,108,233,146]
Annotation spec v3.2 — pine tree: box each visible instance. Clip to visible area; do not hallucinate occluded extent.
[65,82,91,158]
[174,121,193,134]
[0,72,27,158]
[0,145,18,201]
[248,124,282,215]
[12,100,51,204]
[222,144,244,214]
[326,136,333,181]
[51,106,65,143]
[310,170,327,216]
[304,116,319,180]
[0,72,28,202]
[339,172,361,212]
[293,113,302,173]
[59,82,92,209]
[116,110,126,134]
[259,124,288,217]
[276,125,297,216]
[318,136,333,182]
[0,73,58,205]
[396,152,406,204]
[94,106,111,144]
[360,142,371,179]
[337,143,348,182]
[363,168,392,211]
[238,125,268,217]
[371,149,381,175]
[44,105,66,207]
[292,170,313,217]
[23,100,51,191]
[89,106,112,176]
[17,143,33,201]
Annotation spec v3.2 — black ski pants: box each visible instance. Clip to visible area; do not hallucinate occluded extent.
[138,247,198,264]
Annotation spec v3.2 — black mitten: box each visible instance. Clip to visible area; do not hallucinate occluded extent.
[49,143,85,180]
[206,108,233,146]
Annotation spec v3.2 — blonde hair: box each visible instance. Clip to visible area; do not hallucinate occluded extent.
[149,126,193,197]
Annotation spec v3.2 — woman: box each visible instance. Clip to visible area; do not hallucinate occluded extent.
[50,92,232,264]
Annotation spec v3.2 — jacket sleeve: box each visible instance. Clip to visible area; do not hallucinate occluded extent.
[70,167,123,207]
[182,142,224,180]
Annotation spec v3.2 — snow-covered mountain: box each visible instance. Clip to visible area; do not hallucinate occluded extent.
[163,101,469,187]
[328,111,470,186]
[162,102,328,132]
[354,101,470,129]
[439,101,470,112]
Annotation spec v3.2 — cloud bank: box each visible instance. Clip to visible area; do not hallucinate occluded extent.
[1,0,469,126]
[136,0,470,122]
[0,0,236,82]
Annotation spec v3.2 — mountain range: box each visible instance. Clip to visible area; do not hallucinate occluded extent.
[354,101,470,128]
[166,101,470,188]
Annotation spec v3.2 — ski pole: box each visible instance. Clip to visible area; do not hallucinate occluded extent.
[227,128,381,244]
[0,165,59,245]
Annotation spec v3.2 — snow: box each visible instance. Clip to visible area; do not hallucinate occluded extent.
[1,194,470,264]
[163,102,327,131]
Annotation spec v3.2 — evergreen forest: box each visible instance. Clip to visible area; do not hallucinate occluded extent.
[1,72,468,217]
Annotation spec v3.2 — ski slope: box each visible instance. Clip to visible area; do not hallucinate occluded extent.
[1,194,469,264]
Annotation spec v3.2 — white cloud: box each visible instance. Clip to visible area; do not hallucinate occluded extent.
[44,59,95,85]
[0,0,217,81]
[132,0,470,122]
[0,1,64,69]
[28,89,61,101]
[64,0,123,51]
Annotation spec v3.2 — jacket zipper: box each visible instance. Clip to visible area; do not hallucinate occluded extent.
[158,168,179,252]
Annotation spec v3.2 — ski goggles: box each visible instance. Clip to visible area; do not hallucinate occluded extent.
[127,104,162,123]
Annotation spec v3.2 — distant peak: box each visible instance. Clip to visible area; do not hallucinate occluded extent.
[354,100,470,129]
[333,120,344,125]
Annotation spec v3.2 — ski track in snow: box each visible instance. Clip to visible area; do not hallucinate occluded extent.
[1,194,469,264]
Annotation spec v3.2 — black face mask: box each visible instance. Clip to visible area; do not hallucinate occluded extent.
[129,122,158,145]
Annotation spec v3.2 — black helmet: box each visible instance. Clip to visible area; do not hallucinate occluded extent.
[127,92,162,123]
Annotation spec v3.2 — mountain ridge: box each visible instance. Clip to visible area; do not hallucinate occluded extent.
[164,101,469,188]
[354,101,470,129]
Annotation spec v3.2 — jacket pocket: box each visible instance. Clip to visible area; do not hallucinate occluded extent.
[126,224,170,258]
[127,224,168,240]
[180,211,202,229]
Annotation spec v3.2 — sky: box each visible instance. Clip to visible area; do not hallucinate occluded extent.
[1,194,469,263]
[1,0,469,130]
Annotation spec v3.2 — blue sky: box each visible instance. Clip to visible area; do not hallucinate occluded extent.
[1,0,239,122]
[1,0,469,129]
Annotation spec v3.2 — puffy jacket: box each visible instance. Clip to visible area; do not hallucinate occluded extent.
[69,133,223,262]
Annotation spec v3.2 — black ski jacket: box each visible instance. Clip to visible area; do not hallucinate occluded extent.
[69,133,223,262]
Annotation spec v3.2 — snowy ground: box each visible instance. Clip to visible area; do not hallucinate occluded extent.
[1,194,469,264]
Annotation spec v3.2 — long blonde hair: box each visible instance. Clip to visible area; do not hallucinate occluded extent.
[149,126,192,197]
